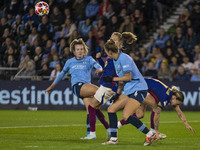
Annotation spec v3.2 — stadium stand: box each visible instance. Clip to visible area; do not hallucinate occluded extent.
[0,0,200,82]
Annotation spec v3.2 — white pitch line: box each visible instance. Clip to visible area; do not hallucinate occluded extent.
[0,124,85,129]
[25,146,39,148]
[151,120,200,124]
[0,120,199,129]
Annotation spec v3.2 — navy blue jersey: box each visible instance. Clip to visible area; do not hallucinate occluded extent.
[98,56,118,92]
[145,78,173,107]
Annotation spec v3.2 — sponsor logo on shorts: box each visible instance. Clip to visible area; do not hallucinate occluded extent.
[134,91,138,97]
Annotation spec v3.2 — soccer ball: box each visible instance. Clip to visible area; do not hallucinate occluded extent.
[35,1,49,16]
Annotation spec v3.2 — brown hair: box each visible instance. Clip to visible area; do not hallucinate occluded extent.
[104,39,118,53]
[111,32,123,41]
[111,32,123,49]
[122,32,137,44]
[171,86,184,102]
[69,38,88,56]
[111,32,137,47]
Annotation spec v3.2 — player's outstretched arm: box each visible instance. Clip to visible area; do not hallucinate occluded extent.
[174,105,196,133]
[45,83,56,94]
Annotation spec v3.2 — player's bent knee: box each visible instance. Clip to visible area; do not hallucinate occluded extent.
[90,99,101,108]
[137,114,144,119]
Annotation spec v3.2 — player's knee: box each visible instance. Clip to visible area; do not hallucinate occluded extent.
[90,99,100,109]
[90,91,96,96]
[137,113,144,119]
[140,115,144,119]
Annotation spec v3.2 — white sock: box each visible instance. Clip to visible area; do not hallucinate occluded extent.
[107,128,110,133]
[150,128,156,134]
[110,137,118,141]
[117,121,122,129]
[146,131,153,137]
[90,132,96,136]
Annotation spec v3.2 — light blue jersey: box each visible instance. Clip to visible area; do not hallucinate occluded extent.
[54,56,102,86]
[113,52,148,95]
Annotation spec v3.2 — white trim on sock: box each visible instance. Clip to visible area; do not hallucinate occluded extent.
[90,132,96,136]
[146,131,153,137]
[117,121,122,129]
[150,128,156,134]
[107,128,110,132]
[110,137,118,141]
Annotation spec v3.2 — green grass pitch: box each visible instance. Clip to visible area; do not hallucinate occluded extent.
[0,110,199,150]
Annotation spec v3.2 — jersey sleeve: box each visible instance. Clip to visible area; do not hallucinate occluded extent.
[120,55,132,73]
[89,56,103,70]
[53,60,70,84]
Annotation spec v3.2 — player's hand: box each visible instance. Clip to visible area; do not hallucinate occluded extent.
[186,125,196,133]
[109,93,120,103]
[96,52,101,59]
[45,87,52,94]
[95,69,102,75]
[102,76,113,82]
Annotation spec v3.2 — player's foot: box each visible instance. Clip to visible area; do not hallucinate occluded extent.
[102,139,118,145]
[80,131,89,139]
[144,133,156,146]
[107,131,111,141]
[159,133,167,139]
[80,134,96,140]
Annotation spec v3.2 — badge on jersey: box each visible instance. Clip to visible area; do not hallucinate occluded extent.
[163,101,167,106]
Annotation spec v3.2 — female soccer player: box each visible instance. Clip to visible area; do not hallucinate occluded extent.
[45,38,110,139]
[85,32,138,140]
[83,32,124,139]
[102,37,156,146]
[117,78,196,140]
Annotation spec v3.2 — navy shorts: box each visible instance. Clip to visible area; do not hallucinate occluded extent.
[72,82,84,98]
[128,90,147,103]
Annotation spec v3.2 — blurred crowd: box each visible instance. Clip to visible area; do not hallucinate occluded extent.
[0,0,200,82]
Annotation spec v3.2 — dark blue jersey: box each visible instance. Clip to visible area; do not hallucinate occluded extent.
[145,78,173,107]
[98,56,118,92]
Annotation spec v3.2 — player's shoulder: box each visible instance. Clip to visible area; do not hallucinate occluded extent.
[65,57,75,64]
[87,56,94,60]
[120,52,132,60]
[82,56,93,61]
[69,57,76,62]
